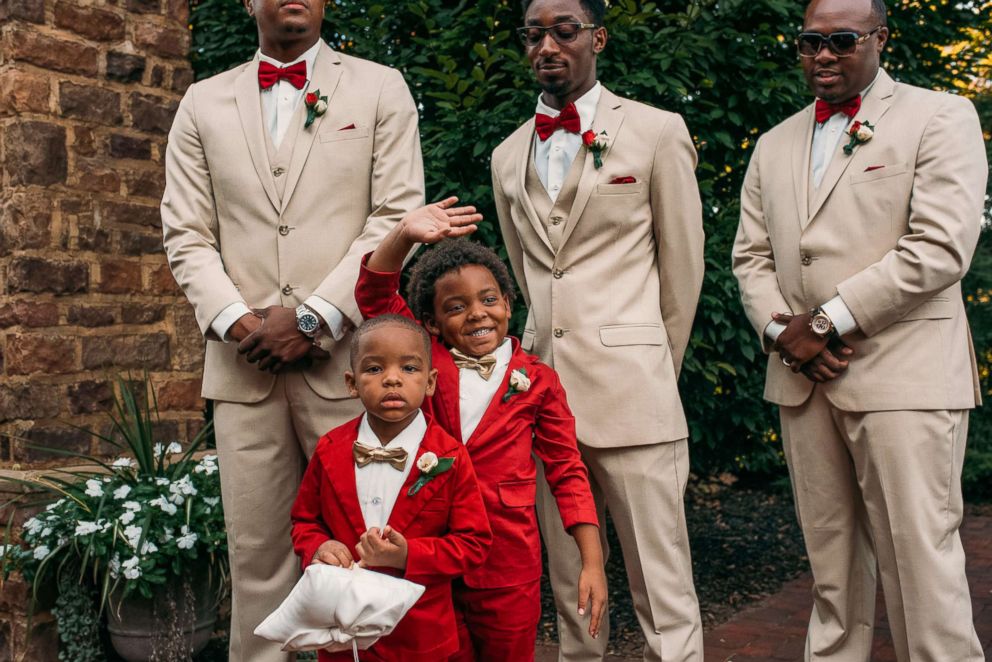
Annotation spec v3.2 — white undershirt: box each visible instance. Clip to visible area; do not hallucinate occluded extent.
[458,338,512,442]
[765,72,882,342]
[533,82,601,202]
[354,411,426,530]
[208,40,345,343]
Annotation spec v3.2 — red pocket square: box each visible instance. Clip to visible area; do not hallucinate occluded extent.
[609,176,637,184]
[339,123,357,131]
[864,165,885,172]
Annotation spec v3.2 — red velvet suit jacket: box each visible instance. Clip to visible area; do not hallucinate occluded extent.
[356,256,599,588]
[290,417,492,661]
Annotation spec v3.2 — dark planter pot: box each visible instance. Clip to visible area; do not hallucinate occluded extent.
[106,571,220,662]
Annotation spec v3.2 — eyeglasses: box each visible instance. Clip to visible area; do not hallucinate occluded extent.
[516,22,597,48]
[796,26,883,57]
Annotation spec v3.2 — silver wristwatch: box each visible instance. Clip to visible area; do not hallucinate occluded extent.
[295,305,321,338]
[808,306,834,338]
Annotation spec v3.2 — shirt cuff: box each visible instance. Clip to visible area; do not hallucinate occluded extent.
[821,295,858,336]
[764,320,787,343]
[304,296,347,341]
[210,302,252,342]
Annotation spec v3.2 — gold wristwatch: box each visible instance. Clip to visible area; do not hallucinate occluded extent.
[808,306,834,338]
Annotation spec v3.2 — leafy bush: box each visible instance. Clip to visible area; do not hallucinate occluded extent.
[190,1,992,490]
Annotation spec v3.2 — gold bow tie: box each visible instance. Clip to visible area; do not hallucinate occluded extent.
[449,348,498,380]
[352,442,408,471]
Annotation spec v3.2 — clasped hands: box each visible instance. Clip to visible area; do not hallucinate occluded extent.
[312,526,408,570]
[232,306,330,373]
[771,311,854,383]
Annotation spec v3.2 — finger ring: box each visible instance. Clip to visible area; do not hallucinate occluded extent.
[782,356,792,366]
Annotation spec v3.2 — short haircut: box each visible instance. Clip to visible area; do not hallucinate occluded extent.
[521,0,606,26]
[870,0,888,27]
[350,314,432,369]
[406,239,517,322]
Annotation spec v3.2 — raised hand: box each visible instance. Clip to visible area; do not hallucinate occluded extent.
[399,197,484,245]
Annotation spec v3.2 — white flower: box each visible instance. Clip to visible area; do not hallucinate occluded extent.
[75,521,100,536]
[119,510,135,525]
[45,499,65,512]
[161,528,174,542]
[194,455,218,475]
[153,443,164,456]
[314,99,328,114]
[25,518,43,536]
[84,479,104,497]
[123,501,141,512]
[149,496,177,516]
[113,485,132,500]
[124,525,143,548]
[509,369,531,393]
[112,457,134,469]
[155,477,170,487]
[109,555,121,578]
[140,540,158,555]
[856,124,874,141]
[170,475,197,497]
[41,527,52,537]
[33,545,50,560]
[122,556,141,579]
[177,525,198,550]
[416,452,439,474]
[166,442,182,455]
[203,497,220,507]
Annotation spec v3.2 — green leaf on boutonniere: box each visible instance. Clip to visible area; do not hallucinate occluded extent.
[407,456,455,496]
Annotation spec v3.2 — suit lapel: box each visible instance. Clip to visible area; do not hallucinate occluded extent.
[234,55,280,213]
[431,344,463,443]
[513,121,555,254]
[280,42,343,214]
[466,343,527,446]
[387,426,454,533]
[792,106,814,228]
[806,70,895,225]
[559,90,624,249]
[317,422,367,538]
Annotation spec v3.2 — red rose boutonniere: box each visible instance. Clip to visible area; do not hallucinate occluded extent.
[843,120,874,155]
[304,89,328,129]
[582,130,610,169]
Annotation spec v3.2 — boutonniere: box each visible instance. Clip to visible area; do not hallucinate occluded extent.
[843,120,874,155]
[408,452,455,496]
[502,368,531,402]
[582,130,610,169]
[304,89,328,129]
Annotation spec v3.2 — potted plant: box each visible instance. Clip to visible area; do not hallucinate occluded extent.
[1,376,228,661]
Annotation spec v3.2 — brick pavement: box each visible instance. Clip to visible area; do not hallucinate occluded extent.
[704,513,992,661]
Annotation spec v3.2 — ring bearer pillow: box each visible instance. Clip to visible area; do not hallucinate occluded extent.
[255,563,425,653]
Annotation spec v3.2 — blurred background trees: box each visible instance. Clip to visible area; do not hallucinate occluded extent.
[189,0,992,495]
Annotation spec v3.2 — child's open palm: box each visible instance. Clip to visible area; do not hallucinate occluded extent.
[400,196,484,245]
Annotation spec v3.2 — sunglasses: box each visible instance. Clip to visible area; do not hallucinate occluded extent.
[516,22,597,48]
[797,26,883,57]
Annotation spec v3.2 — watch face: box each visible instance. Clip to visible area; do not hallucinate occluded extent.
[298,313,319,334]
[811,315,832,336]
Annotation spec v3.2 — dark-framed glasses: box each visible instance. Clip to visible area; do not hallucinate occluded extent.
[516,22,597,47]
[797,26,883,57]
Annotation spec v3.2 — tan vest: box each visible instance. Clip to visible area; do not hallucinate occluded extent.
[524,144,586,253]
[263,108,305,203]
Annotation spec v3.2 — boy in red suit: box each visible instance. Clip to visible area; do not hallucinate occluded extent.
[291,314,492,661]
[355,198,607,661]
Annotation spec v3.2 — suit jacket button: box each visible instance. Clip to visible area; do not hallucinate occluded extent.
[278,225,290,236]
[553,269,564,279]
[801,254,812,266]
[272,167,285,177]
[553,328,564,338]
[551,215,563,225]
[282,285,293,295]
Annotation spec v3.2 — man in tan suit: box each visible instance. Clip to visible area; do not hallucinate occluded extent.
[161,1,424,660]
[733,0,986,658]
[491,1,705,659]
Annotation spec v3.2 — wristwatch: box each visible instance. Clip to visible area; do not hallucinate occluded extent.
[295,304,321,338]
[808,306,834,338]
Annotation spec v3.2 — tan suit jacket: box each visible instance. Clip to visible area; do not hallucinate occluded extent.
[492,88,705,447]
[733,70,986,410]
[162,43,424,403]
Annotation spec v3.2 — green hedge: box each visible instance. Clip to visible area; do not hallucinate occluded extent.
[190,0,992,493]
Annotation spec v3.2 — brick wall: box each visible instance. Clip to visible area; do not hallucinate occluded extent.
[0,0,204,471]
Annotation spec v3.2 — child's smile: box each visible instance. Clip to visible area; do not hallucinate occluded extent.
[427,264,511,357]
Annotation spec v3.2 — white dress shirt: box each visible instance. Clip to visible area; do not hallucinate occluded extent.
[208,40,346,343]
[765,72,882,343]
[457,338,512,442]
[533,82,602,202]
[354,411,427,530]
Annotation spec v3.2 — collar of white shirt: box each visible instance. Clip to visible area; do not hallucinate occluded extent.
[534,81,602,133]
[356,409,427,464]
[457,338,513,443]
[257,39,321,83]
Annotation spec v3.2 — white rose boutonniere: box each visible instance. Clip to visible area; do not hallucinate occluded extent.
[408,452,455,496]
[503,368,531,402]
[843,120,875,155]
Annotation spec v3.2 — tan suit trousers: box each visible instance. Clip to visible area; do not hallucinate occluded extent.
[214,373,362,662]
[780,387,981,661]
[537,439,703,662]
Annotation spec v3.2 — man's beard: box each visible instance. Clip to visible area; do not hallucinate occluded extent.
[539,78,570,99]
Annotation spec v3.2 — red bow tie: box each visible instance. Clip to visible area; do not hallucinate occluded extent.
[535,102,581,141]
[258,60,307,90]
[814,96,861,124]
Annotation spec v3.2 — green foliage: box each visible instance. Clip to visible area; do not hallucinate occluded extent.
[190,1,992,484]
[52,567,103,662]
